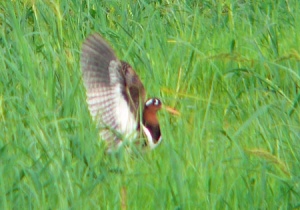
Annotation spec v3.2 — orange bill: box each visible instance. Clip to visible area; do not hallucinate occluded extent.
[163,105,181,116]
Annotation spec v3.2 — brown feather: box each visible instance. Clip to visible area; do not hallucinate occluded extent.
[81,33,162,149]
[81,34,140,144]
[120,61,146,120]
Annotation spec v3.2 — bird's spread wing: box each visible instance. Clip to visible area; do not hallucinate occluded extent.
[81,34,138,145]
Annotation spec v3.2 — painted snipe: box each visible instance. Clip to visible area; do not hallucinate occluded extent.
[81,34,165,150]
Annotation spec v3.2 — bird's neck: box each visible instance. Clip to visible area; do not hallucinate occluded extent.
[142,110,161,142]
[143,109,158,125]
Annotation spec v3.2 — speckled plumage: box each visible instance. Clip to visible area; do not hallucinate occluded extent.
[81,34,162,150]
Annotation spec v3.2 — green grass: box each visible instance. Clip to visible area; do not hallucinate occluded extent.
[1,0,300,209]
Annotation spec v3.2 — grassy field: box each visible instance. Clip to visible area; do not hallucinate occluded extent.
[1,0,300,209]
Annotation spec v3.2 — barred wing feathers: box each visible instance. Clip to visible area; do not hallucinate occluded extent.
[81,34,137,144]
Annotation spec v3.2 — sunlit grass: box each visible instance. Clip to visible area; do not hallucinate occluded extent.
[1,0,300,209]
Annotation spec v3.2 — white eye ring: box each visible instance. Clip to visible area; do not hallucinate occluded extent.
[145,99,154,107]
[145,98,161,107]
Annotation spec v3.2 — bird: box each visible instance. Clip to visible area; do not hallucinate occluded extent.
[80,33,164,151]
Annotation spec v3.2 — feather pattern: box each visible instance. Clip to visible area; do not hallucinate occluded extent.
[81,34,163,150]
[81,34,139,146]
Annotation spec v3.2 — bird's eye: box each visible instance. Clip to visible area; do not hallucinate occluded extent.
[145,99,154,107]
[145,98,161,107]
